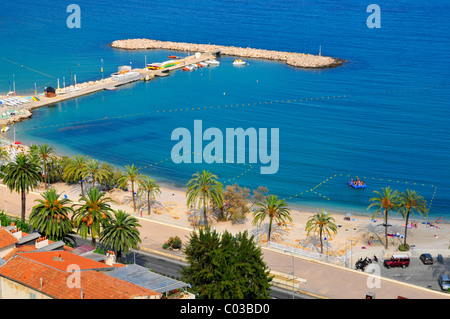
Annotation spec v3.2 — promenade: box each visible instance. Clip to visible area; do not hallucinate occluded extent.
[1,183,449,300]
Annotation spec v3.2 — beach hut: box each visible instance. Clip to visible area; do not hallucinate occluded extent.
[44,86,56,97]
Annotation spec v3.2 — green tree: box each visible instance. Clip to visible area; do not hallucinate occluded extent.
[72,187,113,247]
[223,184,250,223]
[82,159,111,189]
[182,227,273,299]
[138,176,161,215]
[99,209,142,262]
[186,170,223,226]
[64,155,90,197]
[252,194,292,242]
[397,189,428,250]
[0,148,10,165]
[29,188,74,240]
[118,164,142,212]
[2,154,42,221]
[250,186,269,209]
[305,209,338,254]
[367,186,400,249]
[36,144,56,189]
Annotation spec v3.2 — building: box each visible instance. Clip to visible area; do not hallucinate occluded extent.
[0,224,192,299]
[44,86,56,97]
[0,252,161,299]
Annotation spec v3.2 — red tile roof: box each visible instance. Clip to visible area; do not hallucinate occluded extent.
[0,255,161,299]
[17,251,112,272]
[3,245,36,260]
[0,228,18,249]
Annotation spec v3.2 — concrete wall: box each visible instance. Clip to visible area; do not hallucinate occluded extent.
[0,277,51,299]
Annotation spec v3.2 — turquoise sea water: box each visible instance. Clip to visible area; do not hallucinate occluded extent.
[1,1,449,220]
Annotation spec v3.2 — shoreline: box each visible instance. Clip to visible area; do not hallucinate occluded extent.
[2,134,446,224]
[1,134,447,258]
[110,39,346,69]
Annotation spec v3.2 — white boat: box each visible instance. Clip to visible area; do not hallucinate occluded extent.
[1,125,9,132]
[198,62,208,67]
[233,59,246,66]
[206,60,220,66]
[183,65,195,71]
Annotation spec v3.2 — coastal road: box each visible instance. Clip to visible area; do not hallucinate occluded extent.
[74,236,312,299]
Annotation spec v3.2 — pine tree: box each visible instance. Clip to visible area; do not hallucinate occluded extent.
[182,227,273,299]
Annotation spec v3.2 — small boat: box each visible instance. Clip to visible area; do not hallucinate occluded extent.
[1,125,9,132]
[147,63,162,70]
[198,62,208,67]
[183,65,195,71]
[348,181,367,189]
[233,59,246,66]
[206,60,220,66]
[168,55,181,59]
[143,74,155,81]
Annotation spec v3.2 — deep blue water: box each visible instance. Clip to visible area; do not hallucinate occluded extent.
[1,1,449,220]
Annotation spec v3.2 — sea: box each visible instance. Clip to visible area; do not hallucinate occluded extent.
[1,0,449,221]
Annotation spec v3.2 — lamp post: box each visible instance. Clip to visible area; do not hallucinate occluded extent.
[134,236,147,264]
[346,237,356,268]
[284,242,301,299]
[4,187,7,212]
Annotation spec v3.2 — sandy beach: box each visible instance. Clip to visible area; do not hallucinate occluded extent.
[21,180,447,264]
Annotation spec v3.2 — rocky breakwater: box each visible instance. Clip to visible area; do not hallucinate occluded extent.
[110,39,345,69]
[0,109,32,126]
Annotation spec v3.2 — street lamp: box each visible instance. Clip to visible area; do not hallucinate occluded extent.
[284,242,301,299]
[134,236,147,264]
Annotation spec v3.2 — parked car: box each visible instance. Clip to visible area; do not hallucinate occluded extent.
[438,275,450,291]
[419,253,433,265]
[383,254,410,269]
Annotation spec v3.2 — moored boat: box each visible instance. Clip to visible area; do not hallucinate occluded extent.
[206,60,220,66]
[233,59,246,66]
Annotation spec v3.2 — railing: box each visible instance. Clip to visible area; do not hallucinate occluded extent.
[267,241,346,266]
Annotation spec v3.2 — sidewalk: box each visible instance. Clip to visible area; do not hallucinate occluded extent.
[2,184,449,299]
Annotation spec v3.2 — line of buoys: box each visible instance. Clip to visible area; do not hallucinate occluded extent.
[17,94,351,133]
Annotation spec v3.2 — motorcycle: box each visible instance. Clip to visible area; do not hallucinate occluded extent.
[354,257,372,271]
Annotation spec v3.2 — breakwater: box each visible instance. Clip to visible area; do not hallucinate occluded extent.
[110,39,345,69]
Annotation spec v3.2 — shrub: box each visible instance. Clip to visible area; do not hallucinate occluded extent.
[163,236,182,250]
[398,243,410,251]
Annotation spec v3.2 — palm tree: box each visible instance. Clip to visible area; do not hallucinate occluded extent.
[29,188,74,240]
[118,164,142,212]
[252,194,292,242]
[0,148,10,165]
[367,186,400,249]
[63,155,89,197]
[82,159,111,190]
[36,144,56,189]
[72,187,113,247]
[398,189,428,249]
[2,154,42,221]
[99,209,142,263]
[186,170,223,226]
[138,176,161,215]
[305,209,338,254]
